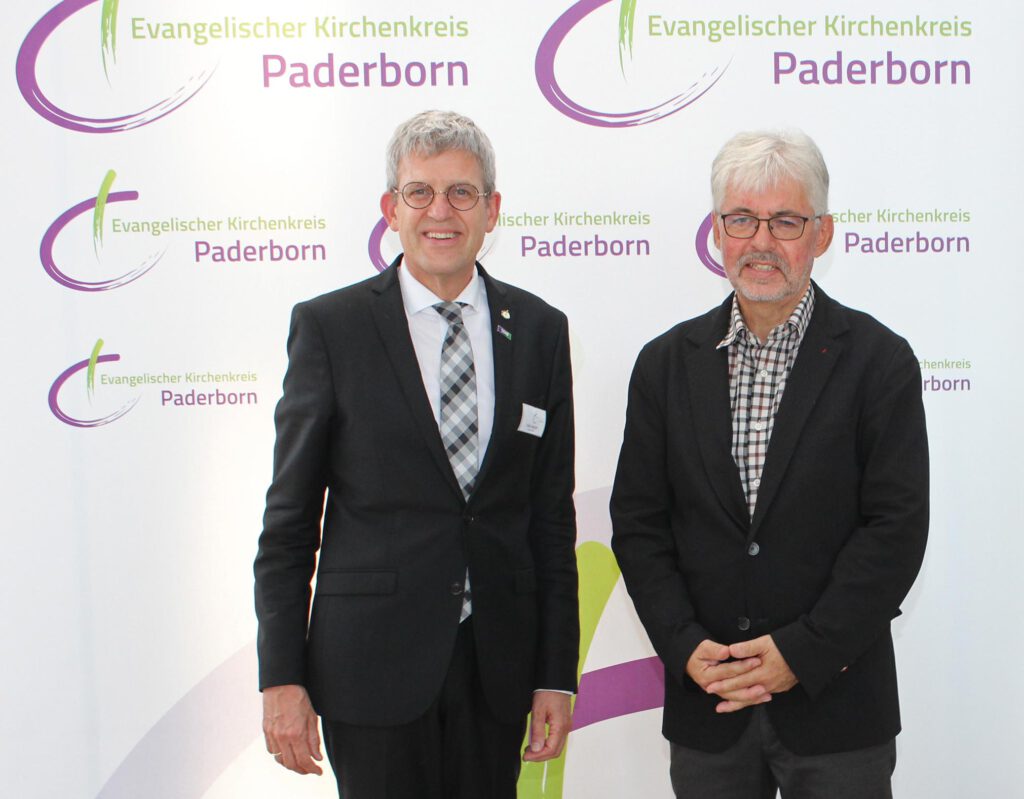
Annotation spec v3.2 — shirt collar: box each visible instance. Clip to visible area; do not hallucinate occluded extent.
[398,262,484,316]
[717,283,816,349]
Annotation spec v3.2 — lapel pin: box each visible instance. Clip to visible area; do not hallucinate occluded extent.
[500,309,511,319]
[496,325,512,341]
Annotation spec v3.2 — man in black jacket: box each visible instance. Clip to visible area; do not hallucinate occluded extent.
[611,129,928,798]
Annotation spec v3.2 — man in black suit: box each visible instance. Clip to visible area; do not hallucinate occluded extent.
[254,110,579,798]
[610,130,928,798]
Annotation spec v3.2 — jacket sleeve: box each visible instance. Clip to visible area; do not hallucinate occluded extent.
[527,313,581,692]
[253,303,334,690]
[610,346,711,684]
[772,338,929,698]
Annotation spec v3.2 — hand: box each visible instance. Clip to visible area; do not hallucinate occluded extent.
[262,684,324,776]
[686,639,770,713]
[705,635,798,714]
[523,691,572,762]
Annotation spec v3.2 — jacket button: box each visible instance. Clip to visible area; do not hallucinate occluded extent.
[449,582,464,596]
[748,542,760,557]
[737,616,751,631]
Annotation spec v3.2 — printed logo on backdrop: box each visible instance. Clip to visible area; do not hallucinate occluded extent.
[49,339,261,428]
[536,4,974,127]
[19,2,475,131]
[42,170,165,291]
[17,0,213,133]
[536,0,728,127]
[42,170,330,291]
[48,339,140,427]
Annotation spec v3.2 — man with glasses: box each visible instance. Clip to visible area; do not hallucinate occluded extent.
[255,110,579,798]
[611,130,928,797]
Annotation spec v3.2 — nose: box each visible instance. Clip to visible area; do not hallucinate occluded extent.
[426,191,454,219]
[750,218,777,248]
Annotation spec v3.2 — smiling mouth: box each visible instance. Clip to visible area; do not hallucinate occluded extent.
[425,232,458,240]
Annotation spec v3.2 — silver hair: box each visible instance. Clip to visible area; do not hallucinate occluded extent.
[385,110,497,194]
[711,130,829,216]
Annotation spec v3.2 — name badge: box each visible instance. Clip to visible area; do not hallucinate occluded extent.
[518,404,547,438]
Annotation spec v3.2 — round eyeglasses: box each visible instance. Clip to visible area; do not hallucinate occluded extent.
[720,213,822,241]
[395,182,489,211]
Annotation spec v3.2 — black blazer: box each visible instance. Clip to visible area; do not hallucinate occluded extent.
[254,259,579,726]
[610,284,928,755]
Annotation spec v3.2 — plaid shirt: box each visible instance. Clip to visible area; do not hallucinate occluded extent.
[717,285,816,517]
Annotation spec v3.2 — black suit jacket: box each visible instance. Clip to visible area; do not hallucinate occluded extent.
[254,258,579,726]
[610,284,928,755]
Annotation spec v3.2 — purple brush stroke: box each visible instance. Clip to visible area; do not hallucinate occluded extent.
[95,642,260,799]
[535,0,727,127]
[573,656,665,730]
[368,216,391,272]
[41,191,164,291]
[17,0,213,133]
[48,353,138,427]
[696,213,726,276]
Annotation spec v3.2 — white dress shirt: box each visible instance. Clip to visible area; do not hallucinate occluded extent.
[398,263,495,466]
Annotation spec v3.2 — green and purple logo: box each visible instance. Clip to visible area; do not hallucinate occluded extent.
[17,0,212,133]
[41,169,165,291]
[536,0,728,127]
[49,338,139,427]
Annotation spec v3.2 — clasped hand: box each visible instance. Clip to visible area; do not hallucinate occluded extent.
[685,635,798,714]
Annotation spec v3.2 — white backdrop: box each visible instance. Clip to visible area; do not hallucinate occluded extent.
[3,1,1022,796]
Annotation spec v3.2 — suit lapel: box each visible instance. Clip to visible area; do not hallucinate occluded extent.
[686,301,749,532]
[472,264,511,491]
[368,258,465,502]
[749,286,847,538]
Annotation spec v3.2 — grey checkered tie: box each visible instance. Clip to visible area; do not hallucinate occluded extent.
[435,302,479,498]
[435,302,477,621]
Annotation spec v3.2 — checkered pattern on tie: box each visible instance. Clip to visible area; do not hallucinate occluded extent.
[434,302,479,500]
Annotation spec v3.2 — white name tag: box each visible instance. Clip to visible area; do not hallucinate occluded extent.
[518,403,547,437]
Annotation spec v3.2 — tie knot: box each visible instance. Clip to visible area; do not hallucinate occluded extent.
[434,301,467,325]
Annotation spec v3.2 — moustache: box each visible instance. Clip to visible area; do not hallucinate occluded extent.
[738,252,785,270]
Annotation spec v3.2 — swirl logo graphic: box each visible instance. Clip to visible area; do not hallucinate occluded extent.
[696,212,726,276]
[49,339,139,428]
[536,0,729,127]
[41,169,165,291]
[17,0,212,133]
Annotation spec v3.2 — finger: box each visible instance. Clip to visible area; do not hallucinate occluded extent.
[283,740,324,776]
[728,636,769,660]
[706,674,760,696]
[694,640,731,661]
[522,727,564,762]
[306,714,324,762]
[715,692,772,714]
[527,709,547,754]
[709,683,768,703]
[701,656,762,685]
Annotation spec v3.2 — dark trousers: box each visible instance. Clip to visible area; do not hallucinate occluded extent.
[321,618,526,799]
[670,706,896,799]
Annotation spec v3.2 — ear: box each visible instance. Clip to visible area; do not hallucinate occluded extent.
[380,191,400,232]
[814,214,834,256]
[483,191,502,233]
[712,213,722,251]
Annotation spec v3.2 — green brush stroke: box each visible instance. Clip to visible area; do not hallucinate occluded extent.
[101,0,119,80]
[93,169,117,256]
[86,338,104,401]
[618,0,637,75]
[517,541,621,798]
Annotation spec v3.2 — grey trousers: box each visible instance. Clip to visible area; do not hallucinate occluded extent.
[670,706,896,799]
